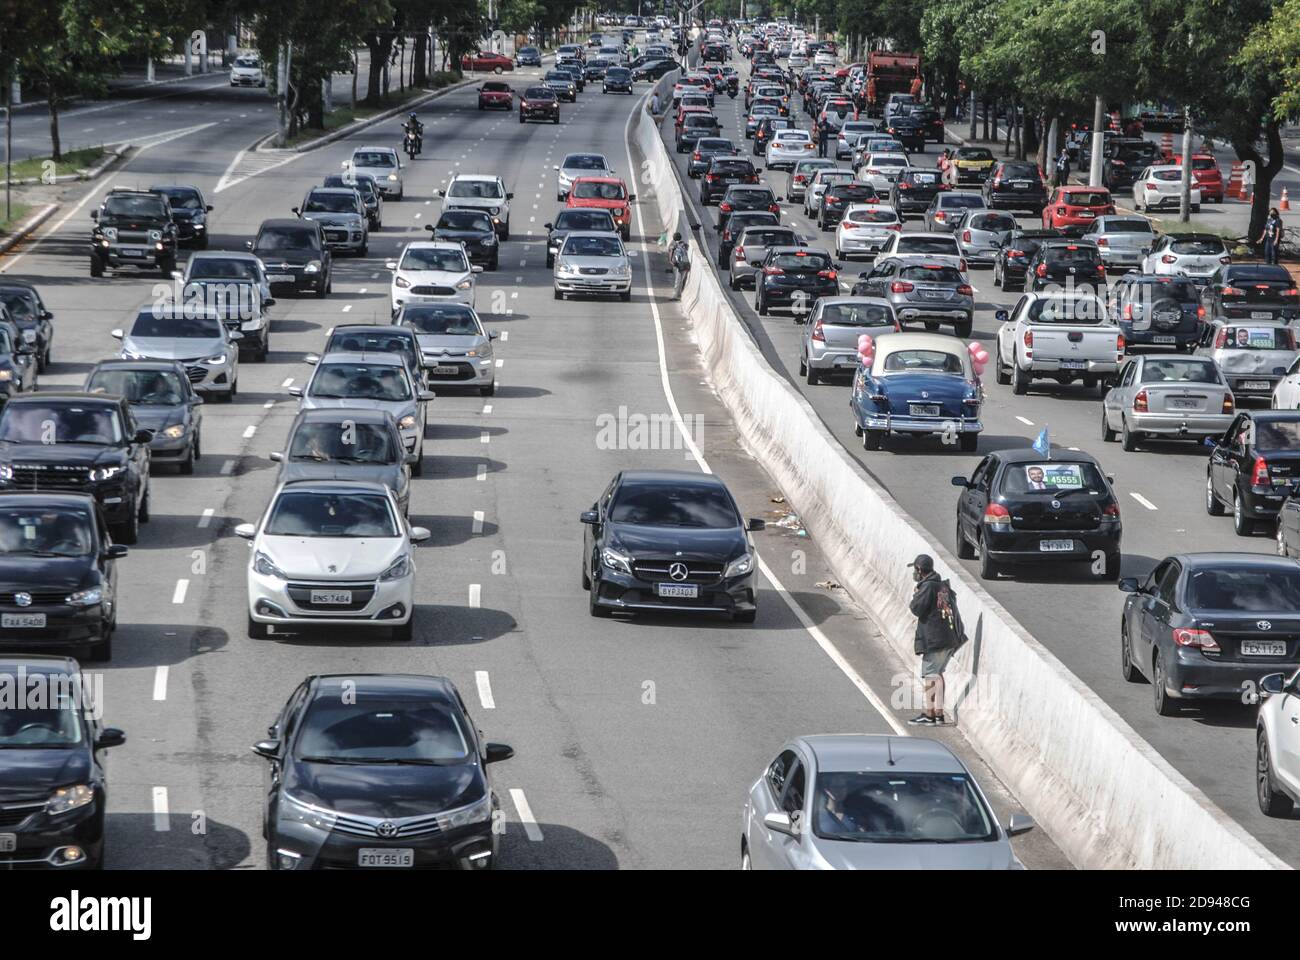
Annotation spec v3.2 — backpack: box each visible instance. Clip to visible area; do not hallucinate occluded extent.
[934,579,969,650]
[671,243,690,269]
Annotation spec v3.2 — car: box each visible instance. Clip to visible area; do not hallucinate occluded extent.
[1078,215,1155,274]
[152,184,213,249]
[344,146,403,199]
[688,139,737,180]
[910,106,945,143]
[544,209,618,268]
[1102,354,1234,450]
[439,174,513,240]
[554,62,585,92]
[1107,273,1204,351]
[699,157,759,207]
[1255,666,1300,815]
[800,296,899,383]
[0,281,54,371]
[429,209,499,270]
[745,103,780,138]
[1101,138,1161,192]
[633,59,679,81]
[855,152,911,193]
[477,80,514,111]
[817,180,878,230]
[0,316,37,396]
[84,360,203,473]
[884,113,925,151]
[677,112,723,152]
[717,209,780,264]
[752,116,797,157]
[992,228,1061,291]
[766,129,816,171]
[923,192,986,234]
[1042,186,1116,233]
[1119,554,1300,715]
[1193,319,1298,404]
[1272,354,1300,411]
[954,448,1122,580]
[889,167,947,217]
[581,470,763,621]
[461,50,513,73]
[834,202,901,260]
[583,58,610,81]
[0,654,126,867]
[955,210,1017,267]
[554,152,614,200]
[89,188,179,278]
[1204,410,1300,534]
[229,53,265,86]
[0,393,152,545]
[293,187,368,256]
[604,66,634,93]
[236,482,429,641]
[1203,263,1299,323]
[250,218,333,297]
[515,46,541,67]
[1143,233,1232,285]
[1171,153,1225,202]
[836,120,880,158]
[322,174,383,230]
[112,299,243,401]
[556,43,585,62]
[994,291,1118,395]
[254,672,512,870]
[543,69,578,101]
[314,324,426,389]
[729,224,802,288]
[385,241,481,315]
[753,246,840,317]
[742,735,1031,870]
[271,409,411,516]
[289,353,433,472]
[981,160,1048,212]
[820,99,859,131]
[179,276,271,361]
[853,258,974,336]
[786,158,837,202]
[518,86,560,124]
[396,302,498,397]
[951,146,995,184]
[803,168,855,218]
[552,231,632,302]
[1132,165,1202,213]
[566,176,635,240]
[1026,239,1106,294]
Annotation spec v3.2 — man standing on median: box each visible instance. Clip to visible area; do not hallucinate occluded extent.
[907,553,966,726]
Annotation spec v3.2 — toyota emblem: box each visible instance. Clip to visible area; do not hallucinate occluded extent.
[14,592,30,607]
[668,562,689,582]
[376,821,398,838]
[1257,620,1273,631]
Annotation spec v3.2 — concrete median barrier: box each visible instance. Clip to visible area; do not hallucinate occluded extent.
[630,92,1287,871]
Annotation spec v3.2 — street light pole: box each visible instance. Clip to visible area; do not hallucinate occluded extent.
[1178,106,1193,223]
[1088,94,1104,187]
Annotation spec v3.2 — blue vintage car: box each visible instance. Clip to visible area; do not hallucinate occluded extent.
[850,332,984,451]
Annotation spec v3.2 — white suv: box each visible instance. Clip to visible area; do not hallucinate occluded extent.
[1257,669,1300,817]
[439,174,513,239]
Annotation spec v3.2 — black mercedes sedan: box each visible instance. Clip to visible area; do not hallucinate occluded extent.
[1119,553,1300,716]
[255,674,513,870]
[84,360,203,474]
[953,448,1122,581]
[0,655,126,868]
[0,280,55,372]
[152,183,214,249]
[581,470,764,622]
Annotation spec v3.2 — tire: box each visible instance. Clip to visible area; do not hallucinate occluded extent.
[1120,623,1141,682]
[85,628,112,663]
[247,615,268,640]
[956,518,975,559]
[138,486,150,524]
[115,508,139,546]
[1011,361,1029,395]
[805,363,819,385]
[581,557,591,590]
[978,540,999,580]
[391,619,414,642]
[1101,408,1117,442]
[546,254,554,269]
[1234,490,1255,536]
[730,272,740,291]
[519,114,525,124]
[179,439,196,475]
[756,294,768,316]
[1257,730,1295,817]
[1206,474,1225,515]
[589,586,611,618]
[1152,653,1177,716]
[480,381,496,397]
[410,444,424,477]
[995,343,1011,385]
[1120,417,1140,451]
[959,432,978,452]
[953,318,972,338]
[862,429,885,451]
[159,256,176,277]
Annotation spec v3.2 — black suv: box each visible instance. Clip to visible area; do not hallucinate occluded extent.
[1107,274,1203,350]
[151,184,213,249]
[0,315,37,397]
[717,184,781,232]
[884,114,926,152]
[0,280,54,370]
[89,189,179,277]
[754,246,840,316]
[249,219,332,298]
[1028,240,1106,294]
[983,160,1049,212]
[1103,138,1160,191]
[0,393,152,544]
[700,157,759,204]
[993,228,1062,290]
[0,498,128,662]
[1202,264,1300,323]
[889,169,947,217]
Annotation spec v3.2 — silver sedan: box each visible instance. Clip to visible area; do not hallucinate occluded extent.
[728,224,802,289]
[552,231,633,301]
[1102,354,1236,450]
[798,296,898,384]
[554,152,614,200]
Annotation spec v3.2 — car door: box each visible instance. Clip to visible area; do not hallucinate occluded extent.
[749,748,798,868]
[857,258,893,296]
[584,475,618,571]
[1280,494,1300,555]
[1223,414,1252,502]
[120,401,149,500]
[265,681,309,833]
[1107,359,1138,427]
[1276,674,1300,792]
[960,456,995,545]
[771,751,808,869]
[1133,559,1178,673]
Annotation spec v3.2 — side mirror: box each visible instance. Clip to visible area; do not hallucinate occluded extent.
[251,739,280,760]
[409,526,432,543]
[506,192,515,200]
[385,260,398,270]
[484,742,515,764]
[419,390,436,402]
[245,240,254,250]
[291,207,300,216]
[269,451,284,462]
[228,331,244,341]
[341,161,350,169]
[746,518,766,531]
[762,811,799,837]
[1117,577,1140,593]
[543,222,554,230]
[304,354,320,365]
[405,451,421,464]
[263,298,276,308]
[553,165,560,171]
[110,329,124,340]
[104,544,129,560]
[438,188,447,197]
[170,270,184,281]
[489,330,499,340]
[1259,672,1286,698]
[206,204,214,212]
[234,523,256,540]
[775,196,784,202]
[288,386,303,397]
[1006,813,1035,837]
[749,260,763,268]
[580,509,599,524]
[95,728,127,749]
[994,309,1009,323]
[133,428,154,444]
[951,476,970,488]
[629,194,637,201]
[472,265,484,274]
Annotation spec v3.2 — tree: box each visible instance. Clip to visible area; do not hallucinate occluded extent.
[1239,0,1300,118]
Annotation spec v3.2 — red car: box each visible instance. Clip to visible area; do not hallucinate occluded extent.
[478,81,514,111]
[461,51,513,74]
[1171,153,1225,203]
[566,176,635,240]
[1042,186,1116,232]
[519,86,560,124]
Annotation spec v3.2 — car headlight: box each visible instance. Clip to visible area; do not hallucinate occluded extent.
[601,546,632,574]
[488,206,500,215]
[557,259,574,275]
[148,229,162,242]
[395,275,411,288]
[46,784,94,815]
[0,465,11,481]
[456,279,473,291]
[613,207,625,217]
[206,353,227,365]
[0,370,11,382]
[282,793,337,832]
[253,551,286,579]
[275,849,303,870]
[304,260,322,274]
[398,414,417,430]
[88,466,122,482]
[378,553,412,582]
[437,793,492,830]
[21,329,35,343]
[724,553,753,578]
[66,587,103,607]
[101,227,118,241]
[481,234,496,245]
[163,424,186,439]
[611,263,630,277]
[388,174,399,181]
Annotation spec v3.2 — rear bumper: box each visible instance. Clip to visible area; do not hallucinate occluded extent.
[897,306,973,325]
[986,189,1047,209]
[984,527,1121,561]
[1163,649,1300,701]
[1127,412,1234,435]
[859,412,982,434]
[1119,324,1199,347]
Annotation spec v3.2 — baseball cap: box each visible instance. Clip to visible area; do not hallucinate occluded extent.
[907,554,934,573]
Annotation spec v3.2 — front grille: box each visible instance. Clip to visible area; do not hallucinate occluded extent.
[7,465,90,489]
[324,229,349,243]
[117,230,150,244]
[578,268,608,276]
[332,811,443,839]
[0,591,70,605]
[632,561,724,584]
[0,799,44,828]
[185,365,207,383]
[285,581,376,612]
[410,285,455,296]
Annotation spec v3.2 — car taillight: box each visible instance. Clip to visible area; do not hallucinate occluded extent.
[1023,330,1033,350]
[1173,628,1220,652]
[962,230,972,243]
[957,284,973,296]
[1036,263,1047,277]
[1222,285,1243,296]
[1133,389,1148,412]
[733,245,746,260]
[769,203,780,213]
[934,211,945,221]
[720,202,732,212]
[811,320,825,341]
[818,269,837,280]
[889,223,903,231]
[1222,393,1235,414]
[826,195,839,204]
[1117,333,1126,355]
[693,151,702,160]
[1102,502,1121,521]
[1097,263,1106,275]
[763,265,784,275]
[1096,237,1109,246]
[889,281,914,293]
[1006,248,1024,258]
[1253,455,1270,486]
[983,503,1011,526]
[1287,288,1299,297]
[1214,329,1227,348]
[1196,305,1206,318]
[991,177,1002,188]
[898,182,911,190]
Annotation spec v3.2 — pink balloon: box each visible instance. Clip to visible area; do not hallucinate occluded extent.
[966,341,980,354]
[973,347,990,364]
[972,359,987,376]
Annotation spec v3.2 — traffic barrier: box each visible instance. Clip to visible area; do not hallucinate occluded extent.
[1159,132,1174,159]
[1282,188,1291,211]
[1228,162,1244,200]
[630,93,1288,871]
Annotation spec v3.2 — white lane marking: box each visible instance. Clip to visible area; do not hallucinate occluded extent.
[472,510,485,534]
[500,331,508,341]
[281,377,294,387]
[476,463,487,482]
[475,670,496,709]
[342,304,352,312]
[1015,416,1034,426]
[519,260,526,267]
[1130,492,1158,511]
[510,291,518,298]
[242,425,257,439]
[510,789,544,841]
[359,288,367,294]
[482,403,493,414]
[220,460,235,475]
[515,275,523,283]
[152,665,168,701]
[495,358,504,367]
[468,583,481,608]
[172,579,189,604]
[264,400,274,409]
[152,787,170,831]
[481,430,491,443]
[198,508,214,528]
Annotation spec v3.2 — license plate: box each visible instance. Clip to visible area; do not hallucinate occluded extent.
[310,591,352,605]
[1168,397,1200,410]
[430,365,460,375]
[1039,540,1074,552]
[1014,182,1029,189]
[0,834,14,853]
[1251,311,1273,320]
[2,613,45,628]
[657,583,699,599]
[1242,381,1270,391]
[908,404,940,416]
[1079,211,1095,217]
[1059,359,1086,369]
[921,289,945,299]
[1241,640,1286,657]
[119,247,144,257]
[1153,335,1176,344]
[358,848,414,867]
[267,274,293,283]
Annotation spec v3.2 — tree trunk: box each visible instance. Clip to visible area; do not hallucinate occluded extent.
[47,95,61,161]
[982,97,990,141]
[307,77,325,129]
[1239,120,1284,251]
[351,52,357,110]
[1004,104,1014,155]
[364,34,392,106]
[413,32,428,87]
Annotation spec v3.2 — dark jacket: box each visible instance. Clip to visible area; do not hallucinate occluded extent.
[910,572,960,655]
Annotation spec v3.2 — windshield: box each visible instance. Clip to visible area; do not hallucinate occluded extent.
[326,332,414,361]
[481,81,510,92]
[741,229,796,247]
[102,195,168,218]
[898,265,964,283]
[0,291,36,319]
[352,151,396,168]
[882,349,963,373]
[1138,359,1219,384]
[256,227,319,253]
[1192,157,1217,171]
[1186,567,1300,611]
[448,180,503,199]
[1152,169,1183,181]
[401,305,480,335]
[289,420,396,463]
[684,115,716,128]
[1171,238,1226,256]
[772,252,832,270]
[437,211,492,232]
[970,213,1016,232]
[304,192,359,214]
[0,506,94,558]
[86,369,185,404]
[1025,297,1105,324]
[234,57,259,68]
[812,771,996,843]
[562,235,623,257]
[1221,327,1296,351]
[309,363,411,402]
[941,194,984,209]
[265,490,398,538]
[573,181,627,201]
[187,257,259,281]
[1063,191,1110,206]
[821,303,894,327]
[563,154,609,171]
[523,87,553,99]
[296,691,470,763]
[0,671,85,746]
[401,247,468,272]
[131,312,222,338]
[1003,461,1105,494]
[0,404,122,445]
[609,483,740,527]
[999,163,1038,178]
[847,208,896,223]
[897,237,958,255]
[1137,279,1198,302]
[956,148,993,161]
[556,211,615,231]
[156,188,203,210]
[1102,219,1153,233]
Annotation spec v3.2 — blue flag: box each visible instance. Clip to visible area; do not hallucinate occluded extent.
[1032,427,1051,458]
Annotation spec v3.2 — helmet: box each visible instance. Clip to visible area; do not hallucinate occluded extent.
[409,112,418,120]
[673,232,682,241]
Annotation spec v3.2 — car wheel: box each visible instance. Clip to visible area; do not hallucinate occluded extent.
[1258,730,1295,817]
[480,381,496,397]
[180,439,196,475]
[956,517,975,559]
[805,362,819,385]
[1234,490,1255,535]
[519,114,525,124]
[1011,360,1029,395]
[247,615,268,640]
[1101,407,1117,442]
[1152,653,1177,716]
[138,486,150,524]
[732,608,757,624]
[1204,472,1225,518]
[756,294,768,316]
[1119,622,1142,682]
[862,429,885,451]
[90,256,104,278]
[410,448,424,477]
[977,538,999,580]
[1120,417,1140,451]
[115,510,138,545]
[953,318,972,338]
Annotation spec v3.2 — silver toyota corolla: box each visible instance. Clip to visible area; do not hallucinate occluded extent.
[112,305,242,401]
[552,231,632,301]
[743,735,1033,869]
[1102,354,1235,450]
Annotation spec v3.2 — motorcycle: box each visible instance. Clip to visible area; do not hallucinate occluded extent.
[403,127,421,159]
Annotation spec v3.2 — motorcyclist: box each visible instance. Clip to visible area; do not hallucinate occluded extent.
[402,112,424,154]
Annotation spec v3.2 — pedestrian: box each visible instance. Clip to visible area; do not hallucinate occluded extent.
[817,116,831,158]
[1259,207,1283,265]
[1242,161,1255,201]
[1053,145,1071,187]
[649,90,661,118]
[667,231,690,299]
[906,554,966,726]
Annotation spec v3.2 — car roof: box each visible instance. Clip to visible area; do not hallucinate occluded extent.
[89,358,188,373]
[875,332,966,359]
[307,187,358,196]
[801,734,965,774]
[563,230,624,241]
[354,145,397,154]
[619,469,728,486]
[0,653,83,675]
[1175,552,1300,570]
[449,173,502,183]
[314,351,408,367]
[259,218,317,230]
[296,406,393,424]
[189,251,261,262]
[328,324,415,337]
[7,391,118,406]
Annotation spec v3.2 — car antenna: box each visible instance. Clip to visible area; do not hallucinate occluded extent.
[886,736,896,766]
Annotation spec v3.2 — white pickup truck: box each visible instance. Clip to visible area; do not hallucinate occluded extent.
[994,292,1124,396]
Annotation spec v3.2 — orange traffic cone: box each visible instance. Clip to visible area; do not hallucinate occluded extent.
[1282,188,1291,212]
